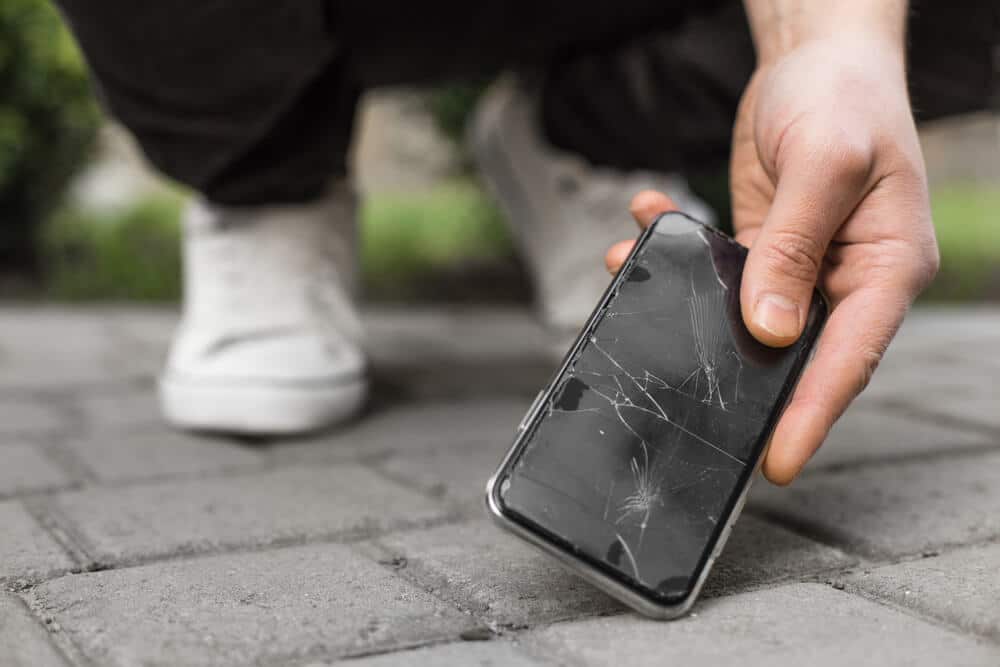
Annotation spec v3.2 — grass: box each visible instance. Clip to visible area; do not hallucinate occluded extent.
[41,191,184,301]
[923,185,1000,301]
[36,180,999,303]
[359,180,514,299]
[39,179,516,302]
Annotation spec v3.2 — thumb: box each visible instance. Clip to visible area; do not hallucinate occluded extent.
[741,133,874,346]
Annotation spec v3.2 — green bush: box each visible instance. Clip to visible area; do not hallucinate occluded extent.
[360,179,514,298]
[0,0,99,274]
[41,193,183,301]
[923,185,1000,302]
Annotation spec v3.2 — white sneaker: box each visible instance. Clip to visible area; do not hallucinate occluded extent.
[159,182,367,435]
[470,75,716,332]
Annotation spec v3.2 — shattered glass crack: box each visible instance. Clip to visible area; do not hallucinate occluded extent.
[498,217,821,602]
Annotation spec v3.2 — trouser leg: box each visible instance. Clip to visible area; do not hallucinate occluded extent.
[907,0,999,120]
[541,0,999,178]
[542,1,755,177]
[54,0,359,205]
[56,0,715,205]
[56,0,996,208]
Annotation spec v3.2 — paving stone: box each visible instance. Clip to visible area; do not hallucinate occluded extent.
[374,441,510,515]
[904,392,1000,431]
[64,428,264,483]
[941,337,1000,370]
[368,519,620,626]
[0,593,68,667]
[0,400,65,435]
[810,407,996,470]
[845,543,1000,641]
[274,398,527,464]
[45,464,449,565]
[371,511,854,628]
[857,308,1000,410]
[526,583,1000,666]
[364,307,550,368]
[28,544,475,667]
[106,308,176,368]
[0,308,147,390]
[704,515,854,596]
[364,307,554,399]
[0,501,75,581]
[72,390,162,430]
[0,444,73,498]
[860,354,999,406]
[749,451,1000,559]
[888,307,1000,354]
[311,640,547,666]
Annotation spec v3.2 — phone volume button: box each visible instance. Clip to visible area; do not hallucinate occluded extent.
[517,389,546,433]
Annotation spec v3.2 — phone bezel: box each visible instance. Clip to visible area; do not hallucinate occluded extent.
[485,211,827,619]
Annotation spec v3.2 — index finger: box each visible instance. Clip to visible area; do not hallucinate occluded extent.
[606,191,678,274]
[629,190,677,228]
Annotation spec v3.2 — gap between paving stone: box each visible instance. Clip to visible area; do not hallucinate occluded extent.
[843,541,1000,644]
[307,637,549,666]
[882,399,1000,438]
[749,449,1000,562]
[520,582,1000,666]
[23,542,481,667]
[35,463,473,570]
[0,592,73,667]
[800,438,1000,479]
[356,513,859,632]
[0,501,80,587]
[0,443,79,501]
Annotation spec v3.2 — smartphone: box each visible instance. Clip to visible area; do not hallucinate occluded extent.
[486,211,827,619]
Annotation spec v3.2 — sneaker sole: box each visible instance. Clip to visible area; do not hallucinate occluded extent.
[159,373,367,435]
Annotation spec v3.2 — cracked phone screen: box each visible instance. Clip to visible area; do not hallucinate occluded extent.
[494,213,826,605]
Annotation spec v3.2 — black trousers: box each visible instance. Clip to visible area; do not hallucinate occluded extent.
[56,0,998,206]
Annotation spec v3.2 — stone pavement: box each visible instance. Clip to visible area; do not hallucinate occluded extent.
[1,305,999,666]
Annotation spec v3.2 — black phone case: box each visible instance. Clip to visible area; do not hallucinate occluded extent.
[486,211,828,619]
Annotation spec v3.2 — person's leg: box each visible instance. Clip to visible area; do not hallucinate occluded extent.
[463,1,752,333]
[52,0,757,431]
[542,0,999,178]
[541,1,754,187]
[55,0,358,204]
[907,0,999,121]
[56,0,368,433]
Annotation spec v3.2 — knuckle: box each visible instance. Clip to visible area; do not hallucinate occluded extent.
[793,124,874,183]
[761,229,824,283]
[851,326,897,396]
[898,238,941,293]
[920,242,941,285]
[830,140,874,182]
[855,345,884,394]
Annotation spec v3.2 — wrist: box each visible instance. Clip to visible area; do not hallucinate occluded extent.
[745,0,907,67]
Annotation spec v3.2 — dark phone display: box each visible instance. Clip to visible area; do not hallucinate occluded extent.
[495,214,826,604]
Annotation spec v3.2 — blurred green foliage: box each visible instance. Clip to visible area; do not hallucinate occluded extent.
[425,83,487,146]
[40,180,517,302]
[39,181,999,303]
[0,0,99,273]
[42,193,184,300]
[923,185,1000,301]
[360,179,514,298]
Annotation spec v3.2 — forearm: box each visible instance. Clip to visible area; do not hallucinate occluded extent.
[742,0,908,64]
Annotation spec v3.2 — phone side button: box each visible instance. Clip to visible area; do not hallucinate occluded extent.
[517,390,546,433]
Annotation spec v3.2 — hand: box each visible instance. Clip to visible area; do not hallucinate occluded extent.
[605,33,939,485]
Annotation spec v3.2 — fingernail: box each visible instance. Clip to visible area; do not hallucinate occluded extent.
[754,293,801,339]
